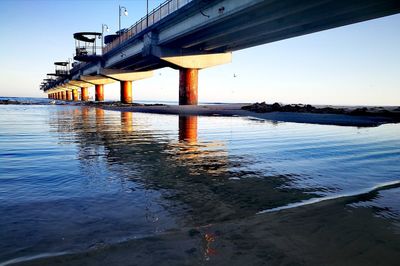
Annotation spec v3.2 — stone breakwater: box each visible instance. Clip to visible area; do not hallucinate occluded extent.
[242,102,400,120]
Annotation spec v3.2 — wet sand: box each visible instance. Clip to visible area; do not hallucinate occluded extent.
[15,184,400,266]
[102,103,400,127]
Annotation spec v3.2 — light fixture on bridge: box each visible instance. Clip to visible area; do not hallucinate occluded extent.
[119,5,129,38]
[102,24,110,50]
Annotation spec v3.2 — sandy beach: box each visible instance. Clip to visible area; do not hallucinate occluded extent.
[15,182,400,266]
[1,98,399,127]
[99,103,400,127]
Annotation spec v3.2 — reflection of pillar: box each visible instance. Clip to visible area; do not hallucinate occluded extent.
[72,89,79,101]
[81,87,89,101]
[120,81,132,104]
[95,108,104,127]
[66,90,72,101]
[179,116,198,143]
[82,107,90,125]
[121,112,133,132]
[95,84,104,101]
[179,69,198,105]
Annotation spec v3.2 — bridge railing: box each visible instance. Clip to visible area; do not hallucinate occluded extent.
[103,0,193,55]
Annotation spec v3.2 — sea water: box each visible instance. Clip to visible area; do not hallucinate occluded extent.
[0,103,399,265]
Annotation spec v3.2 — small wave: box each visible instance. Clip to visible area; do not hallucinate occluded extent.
[0,252,69,266]
[257,180,400,214]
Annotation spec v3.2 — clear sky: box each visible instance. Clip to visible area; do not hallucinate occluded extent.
[0,0,399,106]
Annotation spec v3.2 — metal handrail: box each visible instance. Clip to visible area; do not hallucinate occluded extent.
[103,0,193,55]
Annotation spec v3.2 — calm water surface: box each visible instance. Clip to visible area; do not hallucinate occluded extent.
[0,104,399,265]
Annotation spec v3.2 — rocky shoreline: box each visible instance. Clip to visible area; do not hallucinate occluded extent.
[242,102,400,121]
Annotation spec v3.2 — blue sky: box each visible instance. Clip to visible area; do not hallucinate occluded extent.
[0,0,399,105]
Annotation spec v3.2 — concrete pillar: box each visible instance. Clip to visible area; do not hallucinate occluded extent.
[95,84,104,102]
[66,90,72,101]
[120,81,132,104]
[81,87,89,101]
[72,89,79,101]
[58,92,61,100]
[179,68,198,105]
[179,116,198,142]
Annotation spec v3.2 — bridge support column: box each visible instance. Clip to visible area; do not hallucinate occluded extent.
[62,91,67,100]
[72,89,79,101]
[95,84,104,102]
[57,92,60,100]
[179,69,198,105]
[66,90,72,101]
[120,81,132,104]
[81,87,89,101]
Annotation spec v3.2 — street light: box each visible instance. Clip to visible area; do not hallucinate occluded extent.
[119,5,128,35]
[101,24,110,50]
[146,0,149,27]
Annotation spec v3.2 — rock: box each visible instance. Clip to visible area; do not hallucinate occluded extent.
[188,228,201,237]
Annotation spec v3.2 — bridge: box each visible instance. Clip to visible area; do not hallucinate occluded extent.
[41,0,400,105]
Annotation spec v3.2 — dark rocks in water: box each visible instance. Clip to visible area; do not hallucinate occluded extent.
[82,101,143,107]
[82,102,167,107]
[242,102,319,113]
[349,107,369,116]
[0,99,41,105]
[0,99,23,105]
[242,102,400,121]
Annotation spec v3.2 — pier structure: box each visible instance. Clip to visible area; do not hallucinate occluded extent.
[40,0,400,104]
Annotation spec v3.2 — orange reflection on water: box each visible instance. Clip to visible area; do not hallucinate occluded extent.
[121,112,133,132]
[203,232,217,261]
[179,116,197,143]
[95,108,104,127]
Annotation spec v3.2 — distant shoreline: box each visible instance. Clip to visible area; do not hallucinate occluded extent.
[101,103,399,127]
[1,99,399,127]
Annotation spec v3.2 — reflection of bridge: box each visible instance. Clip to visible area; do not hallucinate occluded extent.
[41,0,400,104]
[50,108,312,224]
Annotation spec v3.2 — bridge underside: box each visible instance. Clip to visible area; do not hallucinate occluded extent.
[160,0,400,53]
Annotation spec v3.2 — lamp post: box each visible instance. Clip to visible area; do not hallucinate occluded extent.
[101,24,109,50]
[119,5,128,44]
[146,0,149,27]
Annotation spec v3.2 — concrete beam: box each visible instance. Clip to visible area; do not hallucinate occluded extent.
[161,53,231,69]
[80,75,116,85]
[67,80,91,88]
[99,69,153,81]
